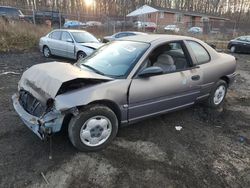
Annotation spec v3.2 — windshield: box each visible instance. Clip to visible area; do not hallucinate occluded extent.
[78,41,150,78]
[167,25,175,28]
[71,32,99,43]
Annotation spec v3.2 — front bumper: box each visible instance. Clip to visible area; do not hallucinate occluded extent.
[39,43,43,53]
[12,93,65,140]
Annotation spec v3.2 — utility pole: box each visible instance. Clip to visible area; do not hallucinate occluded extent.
[32,2,36,25]
[123,0,126,31]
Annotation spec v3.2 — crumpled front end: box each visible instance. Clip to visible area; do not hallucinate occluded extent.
[12,62,113,139]
[12,92,65,139]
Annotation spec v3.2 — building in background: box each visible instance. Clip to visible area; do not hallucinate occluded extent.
[127,5,229,32]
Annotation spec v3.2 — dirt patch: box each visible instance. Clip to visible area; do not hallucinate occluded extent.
[0,52,249,188]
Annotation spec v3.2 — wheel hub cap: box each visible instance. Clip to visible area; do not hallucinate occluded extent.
[44,48,50,57]
[80,116,112,147]
[213,85,226,105]
[90,125,104,138]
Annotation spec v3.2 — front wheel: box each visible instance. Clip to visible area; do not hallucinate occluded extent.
[230,45,236,53]
[68,105,118,151]
[77,51,87,60]
[206,80,228,108]
[43,46,51,58]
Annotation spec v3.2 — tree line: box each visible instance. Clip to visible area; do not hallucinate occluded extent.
[0,0,249,23]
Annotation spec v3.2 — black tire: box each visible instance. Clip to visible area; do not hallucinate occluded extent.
[77,51,87,60]
[43,46,51,58]
[68,105,118,151]
[206,80,228,108]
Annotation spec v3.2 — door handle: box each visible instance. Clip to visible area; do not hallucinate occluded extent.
[191,75,200,81]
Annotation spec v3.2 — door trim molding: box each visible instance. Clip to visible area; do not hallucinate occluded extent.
[129,91,200,110]
[129,102,194,122]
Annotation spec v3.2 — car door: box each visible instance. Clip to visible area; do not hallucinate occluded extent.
[128,41,203,122]
[185,40,216,97]
[61,31,75,58]
[245,37,250,53]
[47,31,63,56]
[237,37,247,52]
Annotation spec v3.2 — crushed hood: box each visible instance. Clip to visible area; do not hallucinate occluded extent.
[19,62,112,102]
[80,42,103,49]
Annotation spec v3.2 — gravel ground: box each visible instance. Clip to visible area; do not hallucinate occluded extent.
[0,51,249,188]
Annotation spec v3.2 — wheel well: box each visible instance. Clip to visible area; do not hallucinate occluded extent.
[77,51,86,56]
[88,100,121,124]
[61,100,122,131]
[43,45,49,51]
[220,76,229,85]
[60,113,73,133]
[77,50,83,55]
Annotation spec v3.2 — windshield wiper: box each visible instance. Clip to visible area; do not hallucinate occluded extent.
[81,64,105,76]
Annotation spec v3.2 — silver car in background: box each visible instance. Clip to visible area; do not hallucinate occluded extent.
[39,29,103,60]
[103,31,147,43]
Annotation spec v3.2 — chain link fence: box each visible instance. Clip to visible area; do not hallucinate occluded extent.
[1,3,249,40]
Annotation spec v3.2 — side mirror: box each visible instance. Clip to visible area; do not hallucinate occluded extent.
[138,66,163,78]
[66,38,73,43]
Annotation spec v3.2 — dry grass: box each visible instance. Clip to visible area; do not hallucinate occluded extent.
[156,29,231,50]
[0,19,51,52]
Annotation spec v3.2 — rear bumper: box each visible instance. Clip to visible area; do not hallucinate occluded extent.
[12,93,64,139]
[227,72,237,86]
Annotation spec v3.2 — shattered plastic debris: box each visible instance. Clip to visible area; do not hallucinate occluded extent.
[41,172,49,185]
[0,71,20,76]
[238,136,246,143]
[175,126,183,131]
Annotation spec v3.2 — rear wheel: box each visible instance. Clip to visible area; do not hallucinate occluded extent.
[68,105,118,151]
[43,46,51,58]
[206,80,227,108]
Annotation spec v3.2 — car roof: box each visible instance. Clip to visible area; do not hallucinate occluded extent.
[237,35,250,38]
[65,20,81,23]
[116,31,147,34]
[0,6,18,9]
[119,34,195,43]
[0,6,14,8]
[52,29,88,33]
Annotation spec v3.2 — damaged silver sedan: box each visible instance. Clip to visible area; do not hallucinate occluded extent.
[12,35,237,151]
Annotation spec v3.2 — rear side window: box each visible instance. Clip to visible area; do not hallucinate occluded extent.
[116,33,128,38]
[9,8,20,16]
[187,41,210,65]
[237,37,246,41]
[127,33,136,37]
[50,31,61,40]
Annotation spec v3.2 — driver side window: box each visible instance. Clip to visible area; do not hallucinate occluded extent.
[140,41,190,74]
[61,32,73,42]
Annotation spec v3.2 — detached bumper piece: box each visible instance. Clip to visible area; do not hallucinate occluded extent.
[12,93,64,140]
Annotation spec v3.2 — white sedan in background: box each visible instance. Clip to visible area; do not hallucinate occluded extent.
[39,29,103,60]
[188,27,203,34]
[164,25,180,33]
[103,31,147,43]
